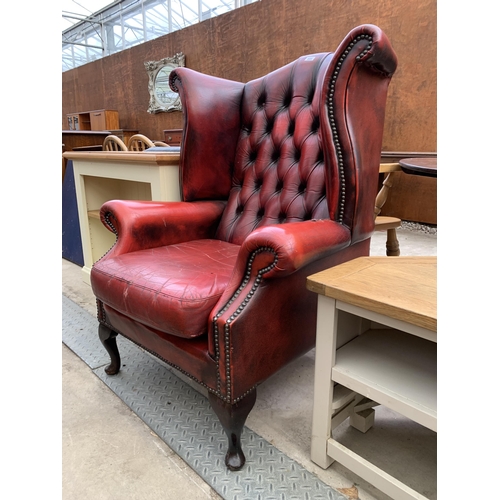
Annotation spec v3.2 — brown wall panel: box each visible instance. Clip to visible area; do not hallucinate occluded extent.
[62,0,437,223]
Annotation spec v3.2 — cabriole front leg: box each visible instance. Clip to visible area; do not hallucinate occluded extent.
[208,389,257,471]
[98,323,121,375]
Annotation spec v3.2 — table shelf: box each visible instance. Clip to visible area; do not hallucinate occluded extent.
[332,328,436,431]
[88,210,100,219]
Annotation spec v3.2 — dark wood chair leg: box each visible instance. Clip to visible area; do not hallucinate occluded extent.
[208,389,257,471]
[98,323,121,375]
[386,228,401,256]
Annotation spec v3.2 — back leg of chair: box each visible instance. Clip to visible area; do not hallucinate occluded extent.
[386,228,400,256]
[98,324,121,375]
[374,216,401,256]
[208,389,257,471]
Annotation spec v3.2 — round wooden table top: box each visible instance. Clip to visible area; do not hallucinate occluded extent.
[399,157,437,177]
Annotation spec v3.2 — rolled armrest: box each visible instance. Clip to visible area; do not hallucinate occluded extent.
[350,24,398,77]
[209,219,352,363]
[99,199,226,258]
[238,220,351,279]
[214,219,351,311]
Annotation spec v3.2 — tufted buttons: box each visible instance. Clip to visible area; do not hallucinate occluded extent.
[307,87,315,105]
[310,115,320,134]
[236,205,244,215]
[265,116,275,134]
[271,148,281,163]
[294,149,301,162]
[278,212,287,223]
[288,120,295,136]
[256,207,265,219]
[282,88,293,108]
[248,150,258,162]
[276,179,284,191]
[257,92,267,108]
[254,178,263,189]
[298,181,307,193]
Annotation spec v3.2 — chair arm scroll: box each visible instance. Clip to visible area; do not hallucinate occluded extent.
[211,219,350,333]
[239,220,352,279]
[349,24,398,77]
[99,199,226,258]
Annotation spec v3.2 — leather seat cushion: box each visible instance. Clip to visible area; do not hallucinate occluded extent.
[91,239,240,338]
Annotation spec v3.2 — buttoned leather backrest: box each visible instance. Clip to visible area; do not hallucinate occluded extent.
[215,54,333,245]
[171,25,397,246]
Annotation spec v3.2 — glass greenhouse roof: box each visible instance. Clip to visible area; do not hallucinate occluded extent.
[62,0,259,72]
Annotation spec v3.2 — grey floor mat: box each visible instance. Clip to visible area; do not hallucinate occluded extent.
[62,294,347,500]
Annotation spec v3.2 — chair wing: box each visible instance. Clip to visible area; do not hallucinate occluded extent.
[169,70,245,201]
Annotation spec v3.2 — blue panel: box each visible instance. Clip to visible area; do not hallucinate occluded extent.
[62,160,84,266]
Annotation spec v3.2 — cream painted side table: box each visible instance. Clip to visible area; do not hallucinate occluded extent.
[307,256,437,500]
[63,151,181,284]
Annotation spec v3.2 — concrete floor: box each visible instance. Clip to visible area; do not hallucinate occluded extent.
[62,226,437,500]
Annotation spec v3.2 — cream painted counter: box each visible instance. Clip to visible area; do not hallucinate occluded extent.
[63,151,181,284]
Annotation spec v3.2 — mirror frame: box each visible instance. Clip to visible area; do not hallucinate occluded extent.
[145,53,185,114]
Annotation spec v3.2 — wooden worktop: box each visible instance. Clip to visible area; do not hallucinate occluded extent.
[62,150,181,166]
[307,256,437,332]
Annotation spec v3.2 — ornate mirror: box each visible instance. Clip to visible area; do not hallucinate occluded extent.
[145,53,185,113]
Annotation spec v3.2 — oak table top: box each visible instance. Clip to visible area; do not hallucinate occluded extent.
[307,256,437,332]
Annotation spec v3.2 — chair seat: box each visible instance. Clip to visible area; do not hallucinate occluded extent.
[91,239,240,338]
[374,215,401,231]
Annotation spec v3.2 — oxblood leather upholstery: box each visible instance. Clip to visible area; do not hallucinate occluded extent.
[90,24,397,470]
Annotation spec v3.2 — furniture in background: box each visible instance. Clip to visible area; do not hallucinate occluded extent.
[103,135,128,151]
[62,130,139,154]
[62,131,110,182]
[62,129,142,180]
[62,130,110,152]
[153,141,169,147]
[88,25,397,471]
[373,152,437,256]
[61,130,139,186]
[66,109,120,131]
[163,128,183,146]
[374,162,402,256]
[63,109,137,163]
[378,152,437,225]
[128,133,155,150]
[308,256,436,500]
[399,157,437,177]
[62,150,182,284]
[72,145,103,151]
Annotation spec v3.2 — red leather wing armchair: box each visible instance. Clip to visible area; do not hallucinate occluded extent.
[90,24,397,470]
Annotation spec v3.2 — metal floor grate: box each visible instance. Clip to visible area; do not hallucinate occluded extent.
[62,295,347,500]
